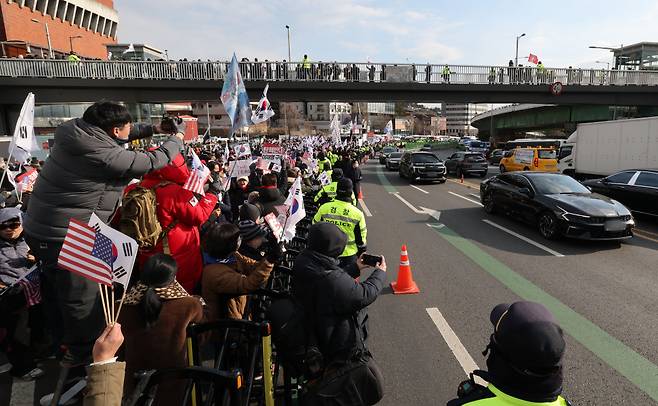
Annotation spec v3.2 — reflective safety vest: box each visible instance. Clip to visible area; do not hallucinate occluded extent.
[313,181,356,205]
[537,63,546,73]
[67,54,80,62]
[312,199,367,257]
[327,152,339,165]
[442,66,451,75]
[303,57,311,69]
[455,384,570,406]
[318,158,332,172]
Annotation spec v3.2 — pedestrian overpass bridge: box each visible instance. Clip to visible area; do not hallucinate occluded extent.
[1,59,657,106]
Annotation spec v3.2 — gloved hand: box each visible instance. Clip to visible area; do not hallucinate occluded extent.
[265,241,284,264]
[160,116,187,135]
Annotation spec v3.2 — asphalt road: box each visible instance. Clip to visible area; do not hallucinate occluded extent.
[360,159,658,405]
[4,157,658,406]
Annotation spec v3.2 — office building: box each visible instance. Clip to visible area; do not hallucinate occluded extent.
[443,103,490,135]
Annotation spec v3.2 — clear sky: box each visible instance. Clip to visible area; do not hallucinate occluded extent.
[114,0,658,69]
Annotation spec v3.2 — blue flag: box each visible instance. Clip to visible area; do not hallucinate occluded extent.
[221,53,252,135]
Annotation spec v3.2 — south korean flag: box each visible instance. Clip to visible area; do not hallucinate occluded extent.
[251,84,275,124]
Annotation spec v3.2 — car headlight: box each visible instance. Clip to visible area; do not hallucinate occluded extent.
[557,206,591,222]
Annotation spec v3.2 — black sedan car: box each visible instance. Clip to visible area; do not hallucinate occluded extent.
[480,172,634,240]
[385,152,403,170]
[399,152,447,183]
[444,152,488,178]
[582,170,658,217]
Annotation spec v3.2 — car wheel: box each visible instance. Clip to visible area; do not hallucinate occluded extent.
[438,179,446,184]
[538,212,560,240]
[483,192,497,214]
[523,166,530,171]
[499,164,506,173]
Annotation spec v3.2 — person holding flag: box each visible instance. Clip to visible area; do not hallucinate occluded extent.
[126,152,218,293]
[23,102,186,365]
[313,178,367,278]
[0,206,45,381]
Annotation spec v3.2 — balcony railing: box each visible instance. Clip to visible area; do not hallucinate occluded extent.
[1,59,657,86]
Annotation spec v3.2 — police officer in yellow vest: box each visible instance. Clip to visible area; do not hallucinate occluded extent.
[302,54,311,79]
[317,152,332,173]
[314,168,356,206]
[313,178,366,277]
[536,61,547,84]
[447,301,571,406]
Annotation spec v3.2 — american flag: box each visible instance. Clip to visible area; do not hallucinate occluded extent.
[17,265,41,307]
[183,150,211,195]
[58,219,114,285]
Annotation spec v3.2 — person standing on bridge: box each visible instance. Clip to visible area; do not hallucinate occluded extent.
[302,54,311,80]
[23,102,185,366]
[447,301,570,406]
[442,65,451,83]
[313,178,366,277]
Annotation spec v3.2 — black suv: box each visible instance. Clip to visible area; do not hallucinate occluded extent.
[399,152,447,183]
[445,152,488,178]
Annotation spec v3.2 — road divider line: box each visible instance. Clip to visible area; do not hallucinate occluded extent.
[427,224,658,402]
[391,192,426,214]
[635,228,658,238]
[359,198,372,217]
[448,191,483,207]
[633,231,658,244]
[468,193,480,199]
[410,184,430,194]
[482,219,565,257]
[425,308,484,384]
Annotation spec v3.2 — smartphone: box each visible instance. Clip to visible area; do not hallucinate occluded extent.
[361,253,383,267]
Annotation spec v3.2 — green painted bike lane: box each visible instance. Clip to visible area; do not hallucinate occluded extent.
[375,166,658,402]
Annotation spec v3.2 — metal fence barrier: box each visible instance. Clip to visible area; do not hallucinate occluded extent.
[1,59,657,86]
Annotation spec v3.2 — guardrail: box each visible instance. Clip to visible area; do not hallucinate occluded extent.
[1,59,658,86]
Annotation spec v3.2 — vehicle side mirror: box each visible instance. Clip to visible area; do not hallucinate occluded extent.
[518,187,533,197]
[601,178,609,184]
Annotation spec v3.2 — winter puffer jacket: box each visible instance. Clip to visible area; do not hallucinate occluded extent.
[291,249,386,361]
[131,154,217,293]
[0,235,31,285]
[24,118,182,242]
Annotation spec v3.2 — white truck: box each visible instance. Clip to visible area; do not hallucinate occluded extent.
[557,116,658,178]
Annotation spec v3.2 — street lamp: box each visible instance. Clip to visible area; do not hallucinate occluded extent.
[595,61,610,70]
[285,25,292,62]
[31,18,53,59]
[515,33,526,67]
[69,35,82,54]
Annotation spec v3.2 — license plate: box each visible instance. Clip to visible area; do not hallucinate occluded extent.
[605,220,626,232]
[426,172,438,177]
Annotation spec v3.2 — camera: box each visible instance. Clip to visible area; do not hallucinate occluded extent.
[160,115,183,134]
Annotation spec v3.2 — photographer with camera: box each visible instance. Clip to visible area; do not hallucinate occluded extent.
[201,222,279,321]
[23,101,186,366]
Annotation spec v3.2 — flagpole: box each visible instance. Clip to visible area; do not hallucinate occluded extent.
[98,283,110,325]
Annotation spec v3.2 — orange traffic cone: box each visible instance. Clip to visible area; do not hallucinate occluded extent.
[358,190,363,199]
[391,244,420,294]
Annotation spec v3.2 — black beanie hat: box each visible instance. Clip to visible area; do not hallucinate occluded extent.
[331,168,344,181]
[308,222,347,258]
[337,178,353,198]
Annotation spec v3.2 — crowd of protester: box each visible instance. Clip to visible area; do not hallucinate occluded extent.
[0,101,571,406]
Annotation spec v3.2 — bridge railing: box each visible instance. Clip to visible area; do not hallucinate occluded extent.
[1,59,658,86]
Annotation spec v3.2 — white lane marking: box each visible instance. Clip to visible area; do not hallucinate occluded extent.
[468,193,480,199]
[425,308,485,385]
[426,223,445,229]
[358,199,372,217]
[482,219,565,257]
[410,184,429,194]
[419,206,441,222]
[448,191,483,207]
[391,192,426,214]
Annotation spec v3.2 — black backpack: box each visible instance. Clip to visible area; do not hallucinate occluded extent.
[267,295,324,379]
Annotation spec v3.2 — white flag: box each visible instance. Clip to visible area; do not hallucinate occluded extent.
[224,142,230,160]
[87,213,138,289]
[234,144,252,158]
[330,114,341,141]
[384,120,393,135]
[282,176,306,241]
[251,84,276,124]
[9,93,40,164]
